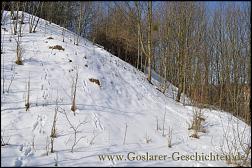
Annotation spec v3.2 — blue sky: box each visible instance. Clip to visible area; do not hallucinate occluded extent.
[207,1,220,10]
[206,1,251,10]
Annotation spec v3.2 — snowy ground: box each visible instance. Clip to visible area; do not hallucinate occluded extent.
[1,11,251,167]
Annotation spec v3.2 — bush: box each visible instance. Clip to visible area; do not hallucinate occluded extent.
[188,108,205,138]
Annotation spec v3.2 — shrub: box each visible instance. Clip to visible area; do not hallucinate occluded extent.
[188,108,205,138]
[15,41,24,65]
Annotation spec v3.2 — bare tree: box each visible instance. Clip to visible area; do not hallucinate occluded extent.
[18,2,27,37]
[219,115,251,166]
[1,2,7,24]
[74,2,83,46]
[14,29,23,65]
[62,109,87,152]
[28,2,43,33]
[1,30,5,94]
[50,98,59,138]
[147,1,152,82]
[13,2,19,35]
[71,69,78,115]
[135,1,153,83]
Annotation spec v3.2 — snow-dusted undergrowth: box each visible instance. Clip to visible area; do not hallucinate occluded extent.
[1,11,251,167]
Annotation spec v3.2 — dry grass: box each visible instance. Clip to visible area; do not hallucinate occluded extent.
[145,132,152,144]
[25,102,30,111]
[188,108,205,138]
[49,45,65,51]
[71,104,77,112]
[89,78,100,87]
[15,42,24,65]
[15,59,23,65]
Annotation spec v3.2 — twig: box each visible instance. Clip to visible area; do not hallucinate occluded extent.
[123,123,128,145]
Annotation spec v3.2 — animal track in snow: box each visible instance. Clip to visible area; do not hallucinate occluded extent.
[14,144,33,167]
[32,115,47,134]
[92,112,104,131]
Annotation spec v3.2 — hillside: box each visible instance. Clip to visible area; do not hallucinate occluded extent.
[1,11,251,167]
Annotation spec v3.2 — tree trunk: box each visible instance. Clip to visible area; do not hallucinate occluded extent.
[147,1,152,83]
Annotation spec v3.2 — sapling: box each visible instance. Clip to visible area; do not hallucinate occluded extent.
[7,70,15,93]
[50,135,55,153]
[89,130,99,145]
[71,69,78,115]
[45,136,49,156]
[54,152,58,166]
[162,110,166,137]
[50,97,60,153]
[156,116,159,131]
[167,126,173,148]
[62,108,87,152]
[123,123,128,145]
[25,74,31,111]
[1,129,10,146]
[145,131,152,144]
[50,98,58,138]
[15,35,23,65]
[32,135,36,151]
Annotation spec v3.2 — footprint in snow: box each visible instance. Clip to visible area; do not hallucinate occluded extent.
[32,115,47,134]
[24,147,32,157]
[19,144,24,151]
[14,144,33,167]
[14,157,23,167]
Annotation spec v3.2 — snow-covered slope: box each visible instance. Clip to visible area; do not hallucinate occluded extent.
[1,11,251,167]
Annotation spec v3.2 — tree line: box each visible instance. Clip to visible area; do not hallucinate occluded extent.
[1,1,251,124]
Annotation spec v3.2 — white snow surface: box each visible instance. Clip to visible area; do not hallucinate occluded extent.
[1,11,251,167]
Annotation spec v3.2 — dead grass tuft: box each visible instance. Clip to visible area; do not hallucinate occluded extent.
[49,45,65,51]
[89,78,101,87]
[15,59,23,65]
[188,108,205,138]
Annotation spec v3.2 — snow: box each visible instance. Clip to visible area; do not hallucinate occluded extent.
[1,11,251,167]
